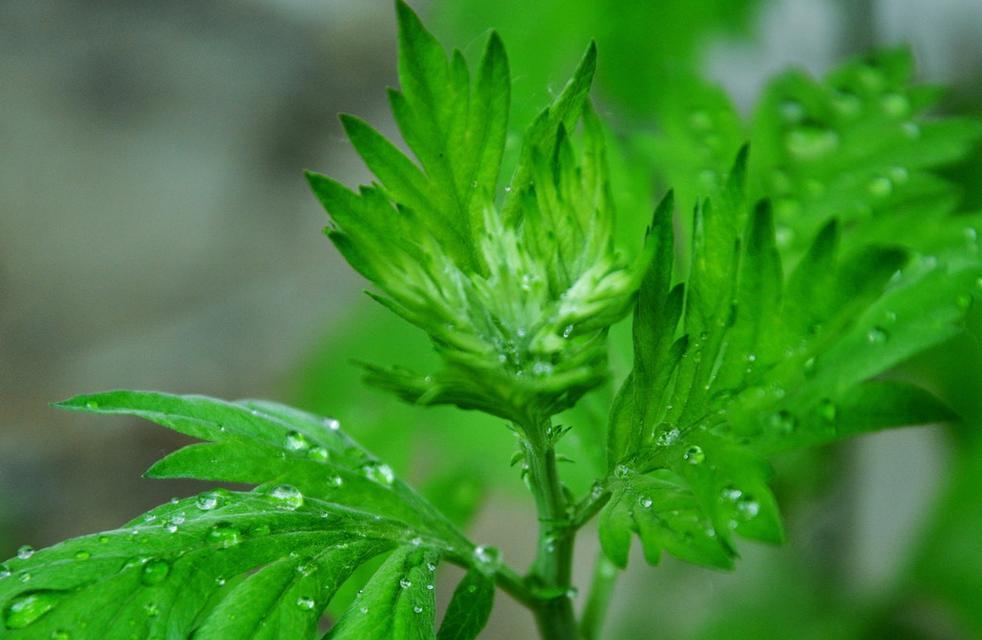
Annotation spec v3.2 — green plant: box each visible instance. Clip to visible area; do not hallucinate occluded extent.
[3,2,981,638]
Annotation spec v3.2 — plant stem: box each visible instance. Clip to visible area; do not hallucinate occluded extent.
[522,419,579,640]
[580,553,620,639]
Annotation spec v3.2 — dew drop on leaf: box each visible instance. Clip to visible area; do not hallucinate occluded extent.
[144,602,160,618]
[2,591,61,629]
[16,546,34,561]
[399,578,412,589]
[880,92,910,117]
[296,597,316,611]
[638,496,653,509]
[413,605,424,614]
[73,550,90,561]
[614,464,632,479]
[867,326,889,344]
[831,90,861,118]
[769,410,796,434]
[0,564,10,580]
[323,417,341,432]
[867,176,893,198]
[362,462,395,486]
[683,446,705,465]
[196,491,224,511]
[737,495,760,519]
[889,166,909,184]
[688,110,712,131]
[51,630,72,640]
[269,484,304,510]
[140,559,170,586]
[473,545,502,568]
[785,125,838,160]
[779,99,806,123]
[285,431,311,452]
[307,447,330,462]
[206,523,242,549]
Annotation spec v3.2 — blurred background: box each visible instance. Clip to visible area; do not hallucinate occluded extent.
[2,0,982,637]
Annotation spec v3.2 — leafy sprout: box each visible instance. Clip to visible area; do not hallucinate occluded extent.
[3,1,981,639]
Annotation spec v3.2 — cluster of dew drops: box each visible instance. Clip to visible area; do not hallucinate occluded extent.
[0,414,409,632]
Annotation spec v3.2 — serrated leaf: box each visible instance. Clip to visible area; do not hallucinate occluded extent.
[0,392,492,637]
[0,492,399,639]
[326,546,439,640]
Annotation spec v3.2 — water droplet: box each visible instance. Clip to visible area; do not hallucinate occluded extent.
[473,545,501,567]
[769,410,796,434]
[296,596,316,611]
[140,559,170,586]
[779,99,806,123]
[426,562,437,572]
[331,475,344,487]
[867,327,889,344]
[85,400,100,410]
[413,605,424,614]
[888,166,909,184]
[831,90,861,118]
[196,491,224,511]
[683,446,705,465]
[803,357,817,376]
[0,564,11,579]
[399,578,412,589]
[215,577,227,587]
[2,591,61,629]
[638,496,653,509]
[307,447,330,462]
[144,602,160,618]
[689,110,712,131]
[323,418,341,432]
[269,484,304,510]
[652,426,678,449]
[207,523,242,549]
[16,546,34,561]
[565,587,579,599]
[51,630,72,640]
[785,126,838,160]
[359,607,369,614]
[362,462,395,486]
[285,431,311,452]
[296,563,315,576]
[775,225,795,248]
[881,93,910,117]
[614,464,633,479]
[867,176,893,198]
[720,485,742,501]
[819,399,837,423]
[737,495,760,519]
[73,550,90,561]
[698,169,718,187]
[562,324,574,338]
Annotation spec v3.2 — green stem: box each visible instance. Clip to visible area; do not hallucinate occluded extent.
[522,419,579,640]
[580,553,620,639]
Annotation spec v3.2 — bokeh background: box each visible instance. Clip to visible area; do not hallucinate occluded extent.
[3,0,982,637]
